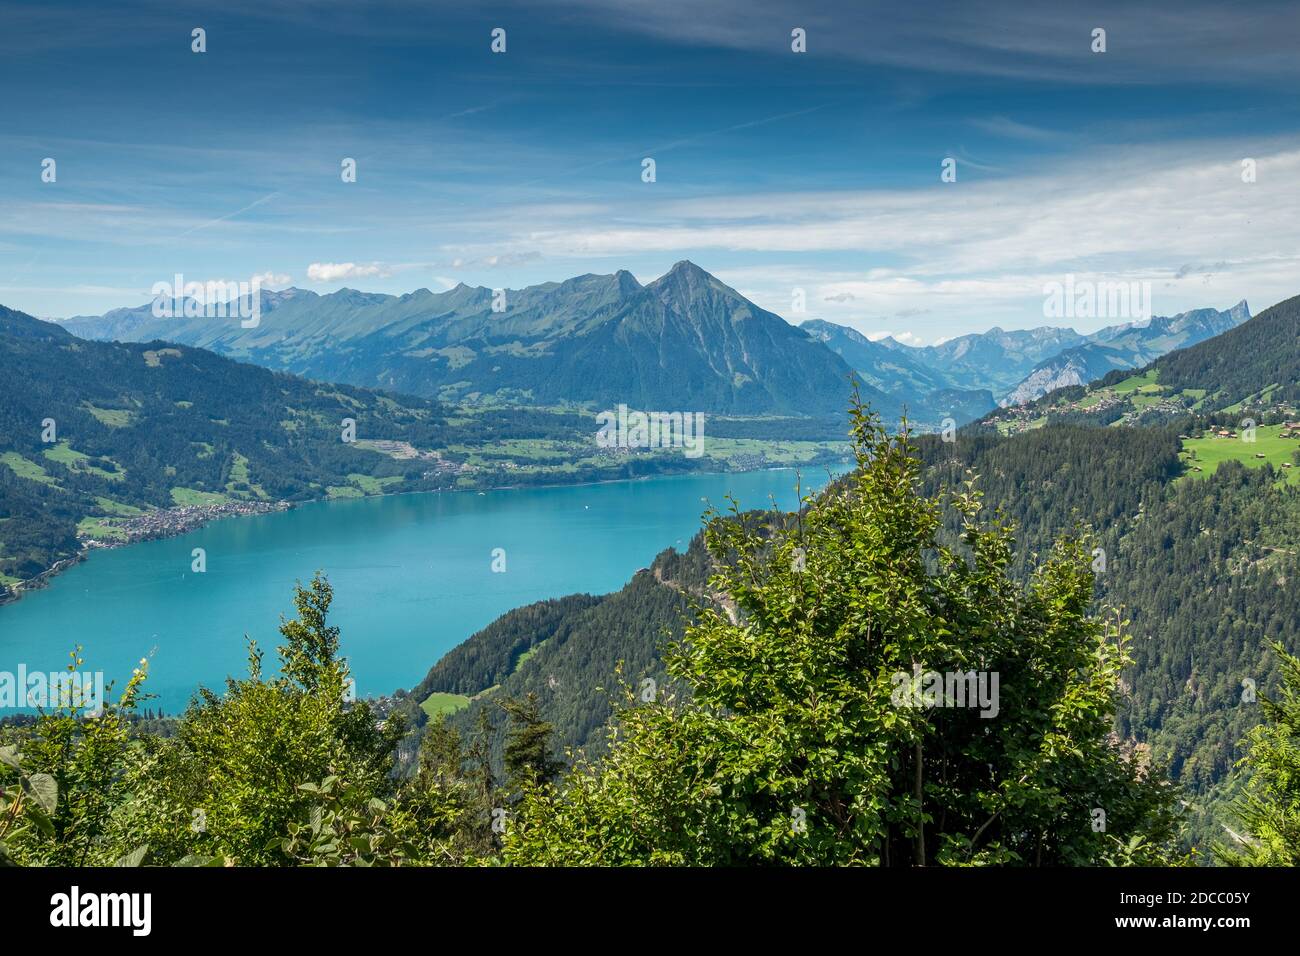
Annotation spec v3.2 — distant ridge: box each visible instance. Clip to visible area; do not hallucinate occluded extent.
[62,262,866,417]
[61,264,1250,423]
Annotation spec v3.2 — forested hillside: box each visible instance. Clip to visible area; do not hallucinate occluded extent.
[920,425,1300,845]
[406,544,709,766]
[987,294,1300,436]
[0,304,444,586]
[1155,293,1300,408]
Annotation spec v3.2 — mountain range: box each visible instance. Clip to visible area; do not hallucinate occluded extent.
[60,263,1249,427]
[983,292,1300,435]
[61,262,867,418]
[803,300,1250,411]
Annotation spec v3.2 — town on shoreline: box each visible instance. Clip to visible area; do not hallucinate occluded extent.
[0,500,288,608]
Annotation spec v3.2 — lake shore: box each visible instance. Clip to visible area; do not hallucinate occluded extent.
[0,457,851,610]
[0,500,289,608]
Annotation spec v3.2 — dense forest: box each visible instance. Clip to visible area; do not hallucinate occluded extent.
[4,402,1297,866]
[387,408,1300,856]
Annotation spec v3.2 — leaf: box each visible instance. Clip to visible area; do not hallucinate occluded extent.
[26,803,56,838]
[0,746,20,770]
[22,773,57,814]
[113,844,149,867]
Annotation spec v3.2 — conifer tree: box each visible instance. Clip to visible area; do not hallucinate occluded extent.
[501,694,562,793]
[1220,642,1300,865]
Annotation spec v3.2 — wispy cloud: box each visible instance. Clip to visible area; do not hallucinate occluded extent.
[550,0,1300,85]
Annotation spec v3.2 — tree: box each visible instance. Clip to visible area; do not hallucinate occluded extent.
[503,398,1182,865]
[278,574,342,692]
[501,694,563,794]
[1219,642,1300,865]
[0,744,57,866]
[465,707,496,807]
[417,716,465,790]
[110,572,404,865]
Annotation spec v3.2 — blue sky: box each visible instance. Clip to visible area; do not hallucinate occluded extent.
[3,0,1300,340]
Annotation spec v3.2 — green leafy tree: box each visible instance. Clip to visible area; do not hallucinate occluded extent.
[2,649,148,866]
[465,707,496,810]
[503,398,1182,866]
[111,573,404,865]
[1219,642,1300,865]
[417,716,465,789]
[280,776,415,867]
[384,716,494,864]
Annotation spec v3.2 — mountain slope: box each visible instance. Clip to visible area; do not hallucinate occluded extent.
[1153,295,1297,408]
[800,318,993,423]
[0,304,464,588]
[922,325,1089,394]
[798,319,952,396]
[999,301,1250,405]
[1000,343,1136,407]
[984,294,1295,435]
[806,301,1250,412]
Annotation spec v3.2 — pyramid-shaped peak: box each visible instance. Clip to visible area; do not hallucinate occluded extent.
[651,260,734,295]
[665,260,712,279]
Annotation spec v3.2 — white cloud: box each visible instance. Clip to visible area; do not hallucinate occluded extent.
[306,261,392,282]
[509,145,1300,276]
[252,271,292,288]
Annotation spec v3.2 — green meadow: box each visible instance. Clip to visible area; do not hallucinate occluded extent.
[1181,424,1300,484]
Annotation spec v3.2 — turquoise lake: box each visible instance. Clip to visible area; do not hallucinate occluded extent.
[0,468,845,713]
